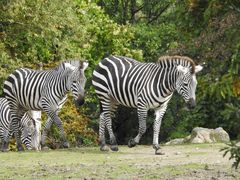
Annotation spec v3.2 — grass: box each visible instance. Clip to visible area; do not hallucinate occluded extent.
[0,144,239,179]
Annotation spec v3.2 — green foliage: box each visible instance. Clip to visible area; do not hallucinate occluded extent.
[132,23,179,62]
[0,0,87,62]
[61,98,98,146]
[221,142,240,169]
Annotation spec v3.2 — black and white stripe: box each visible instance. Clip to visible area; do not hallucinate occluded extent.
[3,60,88,151]
[92,55,203,154]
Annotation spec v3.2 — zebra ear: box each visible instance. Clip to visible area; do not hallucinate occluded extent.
[64,63,76,71]
[81,61,89,71]
[177,65,188,74]
[195,65,203,73]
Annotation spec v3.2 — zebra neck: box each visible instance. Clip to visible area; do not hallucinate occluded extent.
[155,66,178,96]
[51,70,71,98]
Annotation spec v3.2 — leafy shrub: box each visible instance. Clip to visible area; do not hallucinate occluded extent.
[221,142,240,169]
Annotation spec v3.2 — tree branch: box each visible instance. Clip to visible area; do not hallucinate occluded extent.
[147,3,170,24]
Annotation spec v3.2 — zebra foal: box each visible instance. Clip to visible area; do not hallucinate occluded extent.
[92,55,203,154]
[0,97,38,151]
[3,60,88,151]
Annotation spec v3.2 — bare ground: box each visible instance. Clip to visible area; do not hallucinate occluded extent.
[0,143,239,179]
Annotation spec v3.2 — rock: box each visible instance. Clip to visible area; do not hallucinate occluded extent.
[188,127,214,143]
[211,127,230,143]
[165,127,230,145]
[175,152,181,155]
[186,127,230,143]
[187,127,230,144]
[165,138,185,145]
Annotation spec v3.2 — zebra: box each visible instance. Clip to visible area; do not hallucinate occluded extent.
[92,55,203,154]
[0,97,38,151]
[3,60,88,151]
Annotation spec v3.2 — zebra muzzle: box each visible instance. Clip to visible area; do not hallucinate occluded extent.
[186,98,196,109]
[74,98,85,107]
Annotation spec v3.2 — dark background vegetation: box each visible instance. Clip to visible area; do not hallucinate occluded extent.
[0,0,240,147]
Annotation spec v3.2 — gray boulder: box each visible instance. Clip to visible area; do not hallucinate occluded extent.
[165,138,185,145]
[166,127,230,145]
[187,127,230,143]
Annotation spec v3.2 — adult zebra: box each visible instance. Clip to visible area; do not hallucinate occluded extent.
[3,60,88,151]
[0,97,38,151]
[92,55,203,154]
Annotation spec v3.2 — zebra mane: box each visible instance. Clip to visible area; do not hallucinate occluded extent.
[157,55,196,74]
[54,60,82,71]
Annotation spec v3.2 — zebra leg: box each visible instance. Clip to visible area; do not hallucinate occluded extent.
[128,108,147,148]
[1,122,11,152]
[153,105,168,155]
[50,112,69,148]
[12,119,24,151]
[1,130,10,152]
[100,111,118,151]
[41,116,53,149]
[7,107,26,151]
[109,103,119,151]
[13,110,27,151]
[1,141,9,152]
[99,100,118,152]
[99,112,108,151]
[105,112,118,151]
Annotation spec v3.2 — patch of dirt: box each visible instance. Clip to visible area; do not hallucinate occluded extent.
[114,144,240,179]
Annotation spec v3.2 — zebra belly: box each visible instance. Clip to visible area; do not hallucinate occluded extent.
[148,94,173,110]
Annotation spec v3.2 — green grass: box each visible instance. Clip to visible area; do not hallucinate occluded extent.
[0,144,239,179]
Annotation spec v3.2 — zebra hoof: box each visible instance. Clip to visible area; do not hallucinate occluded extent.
[100,145,109,151]
[1,142,9,152]
[1,147,9,152]
[128,139,136,148]
[63,142,70,148]
[155,149,165,155]
[17,144,24,151]
[110,145,119,151]
[42,146,50,151]
[153,144,165,155]
[153,144,161,150]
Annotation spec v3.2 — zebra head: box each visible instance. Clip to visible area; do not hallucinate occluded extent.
[176,64,203,109]
[64,61,88,107]
[21,115,38,150]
